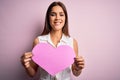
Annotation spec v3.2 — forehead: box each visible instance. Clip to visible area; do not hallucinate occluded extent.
[51,6,64,12]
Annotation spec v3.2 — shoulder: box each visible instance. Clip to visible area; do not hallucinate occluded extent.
[62,34,73,43]
[37,34,48,41]
[33,37,39,47]
[33,34,48,47]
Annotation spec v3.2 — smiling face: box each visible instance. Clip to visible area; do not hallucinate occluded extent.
[49,5,65,31]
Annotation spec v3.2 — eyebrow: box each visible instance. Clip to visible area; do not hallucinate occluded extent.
[50,11,64,13]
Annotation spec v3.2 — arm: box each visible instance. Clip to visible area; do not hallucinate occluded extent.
[72,39,85,76]
[21,38,39,77]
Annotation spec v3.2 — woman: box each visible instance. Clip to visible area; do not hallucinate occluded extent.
[21,1,85,80]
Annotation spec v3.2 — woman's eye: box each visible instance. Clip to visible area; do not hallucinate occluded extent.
[50,13,56,16]
[60,13,65,16]
[60,14,64,16]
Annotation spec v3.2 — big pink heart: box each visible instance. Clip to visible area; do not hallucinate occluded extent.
[32,43,75,76]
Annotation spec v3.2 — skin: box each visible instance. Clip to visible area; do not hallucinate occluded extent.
[21,5,85,77]
[49,6,65,47]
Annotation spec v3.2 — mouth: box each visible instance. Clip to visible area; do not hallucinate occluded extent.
[54,21,62,26]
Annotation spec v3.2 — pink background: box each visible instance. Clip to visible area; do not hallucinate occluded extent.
[0,0,120,80]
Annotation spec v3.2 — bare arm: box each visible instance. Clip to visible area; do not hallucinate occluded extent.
[21,38,39,77]
[72,39,85,76]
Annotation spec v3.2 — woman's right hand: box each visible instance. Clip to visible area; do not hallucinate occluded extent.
[21,52,33,68]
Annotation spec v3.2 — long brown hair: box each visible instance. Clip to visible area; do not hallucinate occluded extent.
[41,1,70,36]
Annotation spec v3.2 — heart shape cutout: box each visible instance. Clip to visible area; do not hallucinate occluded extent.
[32,43,75,76]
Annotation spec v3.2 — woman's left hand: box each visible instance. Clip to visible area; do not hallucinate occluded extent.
[73,56,85,71]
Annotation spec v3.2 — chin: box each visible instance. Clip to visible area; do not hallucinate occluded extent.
[54,26,63,31]
[54,28,62,31]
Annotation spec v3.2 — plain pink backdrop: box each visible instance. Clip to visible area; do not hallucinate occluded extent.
[0,0,120,80]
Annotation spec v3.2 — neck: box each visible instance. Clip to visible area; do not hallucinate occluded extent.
[50,30,63,46]
[50,30,62,40]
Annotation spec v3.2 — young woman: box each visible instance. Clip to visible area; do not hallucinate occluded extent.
[21,1,85,80]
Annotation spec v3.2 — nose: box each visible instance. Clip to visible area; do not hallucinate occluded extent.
[56,14,60,20]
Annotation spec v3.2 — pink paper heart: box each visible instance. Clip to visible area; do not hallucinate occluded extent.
[32,43,75,76]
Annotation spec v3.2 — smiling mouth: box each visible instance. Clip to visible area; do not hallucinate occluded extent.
[54,22,61,25]
[54,22,62,26]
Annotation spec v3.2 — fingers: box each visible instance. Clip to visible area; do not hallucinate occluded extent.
[24,52,33,58]
[78,63,84,69]
[21,52,33,68]
[24,58,31,63]
[24,61,31,68]
[74,56,85,69]
[75,56,84,62]
[21,52,32,60]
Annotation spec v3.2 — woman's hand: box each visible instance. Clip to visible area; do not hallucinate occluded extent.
[21,38,39,77]
[74,56,85,71]
[72,56,85,76]
[21,52,38,77]
[21,52,33,68]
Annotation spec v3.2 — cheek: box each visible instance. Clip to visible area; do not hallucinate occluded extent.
[50,17,55,23]
[62,18,66,24]
[62,16,65,21]
[49,18,54,25]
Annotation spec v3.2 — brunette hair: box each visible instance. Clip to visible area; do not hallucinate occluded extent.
[41,1,70,36]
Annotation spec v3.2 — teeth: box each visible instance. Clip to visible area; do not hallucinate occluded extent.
[55,22,61,25]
